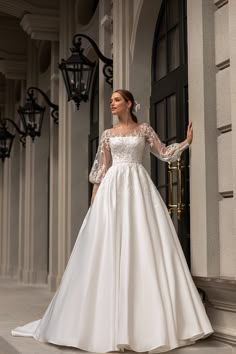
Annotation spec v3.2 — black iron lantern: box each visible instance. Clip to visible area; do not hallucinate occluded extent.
[59,34,113,110]
[0,120,15,161]
[59,36,96,109]
[18,88,45,141]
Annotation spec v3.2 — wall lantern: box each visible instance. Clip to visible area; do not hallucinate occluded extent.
[18,87,59,142]
[0,118,26,162]
[59,33,113,109]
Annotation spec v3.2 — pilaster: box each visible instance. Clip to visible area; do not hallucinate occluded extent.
[187,0,220,276]
[228,0,236,273]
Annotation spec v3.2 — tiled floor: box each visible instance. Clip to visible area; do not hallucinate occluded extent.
[0,278,232,354]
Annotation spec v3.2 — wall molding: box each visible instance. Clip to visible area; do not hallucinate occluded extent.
[0,51,26,61]
[213,327,236,346]
[0,60,26,79]
[20,14,59,41]
[0,0,58,19]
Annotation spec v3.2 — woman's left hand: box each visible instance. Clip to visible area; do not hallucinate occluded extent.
[186,121,193,145]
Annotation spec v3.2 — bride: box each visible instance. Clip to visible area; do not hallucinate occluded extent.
[12,89,213,353]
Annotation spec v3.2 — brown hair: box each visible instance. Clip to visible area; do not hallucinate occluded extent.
[113,89,138,123]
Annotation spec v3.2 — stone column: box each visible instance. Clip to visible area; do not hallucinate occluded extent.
[22,39,49,284]
[57,0,76,284]
[48,41,59,291]
[7,95,21,277]
[187,0,220,276]
[0,79,17,277]
[112,0,133,91]
[18,80,26,281]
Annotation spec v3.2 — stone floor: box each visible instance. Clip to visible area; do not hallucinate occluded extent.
[0,278,233,354]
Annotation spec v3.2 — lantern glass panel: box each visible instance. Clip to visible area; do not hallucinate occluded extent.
[18,98,45,139]
[25,111,43,137]
[65,63,93,101]
[59,48,95,107]
[0,138,7,155]
[0,128,14,159]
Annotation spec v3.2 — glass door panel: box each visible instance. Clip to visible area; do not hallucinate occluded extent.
[151,0,190,266]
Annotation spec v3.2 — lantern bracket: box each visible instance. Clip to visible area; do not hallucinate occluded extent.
[27,87,59,124]
[73,34,113,87]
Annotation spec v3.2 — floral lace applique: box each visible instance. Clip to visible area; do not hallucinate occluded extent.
[89,130,111,184]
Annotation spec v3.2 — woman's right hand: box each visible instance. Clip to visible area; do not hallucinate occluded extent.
[90,183,99,206]
[186,121,193,145]
[90,192,96,206]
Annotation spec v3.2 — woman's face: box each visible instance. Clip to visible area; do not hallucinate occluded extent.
[110,92,130,115]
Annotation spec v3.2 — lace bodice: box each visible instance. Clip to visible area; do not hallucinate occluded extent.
[89,122,189,184]
[110,136,145,164]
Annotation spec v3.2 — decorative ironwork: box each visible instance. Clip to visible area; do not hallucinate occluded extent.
[59,33,113,109]
[26,87,59,124]
[73,34,113,87]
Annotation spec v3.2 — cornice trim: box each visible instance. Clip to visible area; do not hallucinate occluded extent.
[20,14,59,41]
[0,51,26,61]
[0,60,26,79]
[211,300,236,313]
[0,0,58,18]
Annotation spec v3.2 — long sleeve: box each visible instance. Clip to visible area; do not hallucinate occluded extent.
[144,123,189,163]
[89,130,112,184]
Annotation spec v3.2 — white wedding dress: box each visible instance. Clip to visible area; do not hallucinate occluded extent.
[12,123,213,353]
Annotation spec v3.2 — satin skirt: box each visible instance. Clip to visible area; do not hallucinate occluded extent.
[12,162,213,353]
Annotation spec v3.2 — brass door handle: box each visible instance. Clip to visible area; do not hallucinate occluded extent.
[168,158,185,220]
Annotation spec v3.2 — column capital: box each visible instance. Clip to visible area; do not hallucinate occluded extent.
[20,14,59,41]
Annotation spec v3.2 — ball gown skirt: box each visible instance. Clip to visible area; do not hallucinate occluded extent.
[12,125,214,353]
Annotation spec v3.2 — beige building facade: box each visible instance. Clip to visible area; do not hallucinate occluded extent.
[0,0,235,352]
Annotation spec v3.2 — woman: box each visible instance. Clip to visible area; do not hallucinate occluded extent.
[12,89,213,353]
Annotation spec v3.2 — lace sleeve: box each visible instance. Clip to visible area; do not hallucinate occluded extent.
[143,123,189,162]
[89,129,112,184]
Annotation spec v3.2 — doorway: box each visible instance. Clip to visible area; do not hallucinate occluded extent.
[151,0,190,265]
